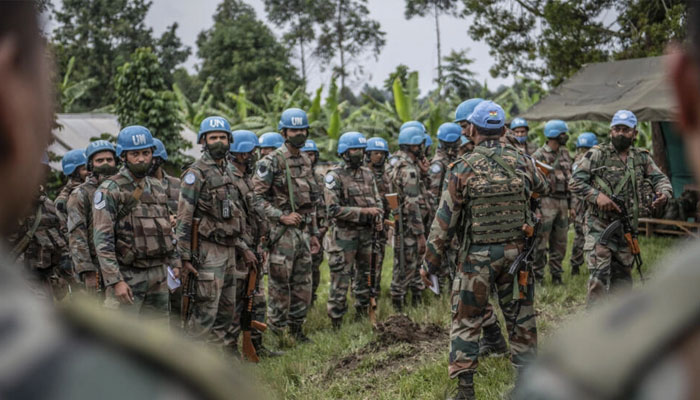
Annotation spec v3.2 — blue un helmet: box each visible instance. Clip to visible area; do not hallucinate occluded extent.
[424,134,433,148]
[510,117,529,130]
[400,120,427,134]
[576,132,598,149]
[544,120,569,138]
[230,130,258,153]
[152,138,168,161]
[86,140,116,161]
[398,126,426,146]
[116,125,155,157]
[437,122,462,144]
[301,139,319,153]
[468,100,506,129]
[337,132,367,155]
[454,98,484,123]
[258,132,285,149]
[366,137,389,153]
[198,116,232,143]
[61,149,87,176]
[279,108,309,130]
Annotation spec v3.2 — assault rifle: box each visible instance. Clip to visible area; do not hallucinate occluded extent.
[181,218,200,327]
[368,216,380,326]
[508,197,540,301]
[599,194,644,281]
[241,259,268,363]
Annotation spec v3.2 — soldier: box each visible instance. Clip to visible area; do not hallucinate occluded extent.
[92,126,181,323]
[423,101,547,399]
[509,118,538,155]
[252,108,321,343]
[532,120,574,285]
[176,117,255,348]
[151,138,180,216]
[227,130,281,357]
[458,135,474,157]
[56,149,88,228]
[258,132,285,158]
[389,126,428,311]
[570,110,671,305]
[301,139,327,305]
[325,132,383,328]
[569,132,598,276]
[67,140,118,294]
[365,137,391,297]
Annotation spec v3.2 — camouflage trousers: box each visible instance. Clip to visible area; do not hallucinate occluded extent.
[570,221,585,271]
[584,240,634,306]
[449,243,537,378]
[372,235,387,298]
[533,197,569,280]
[267,225,312,330]
[390,233,424,301]
[104,265,169,324]
[169,286,182,331]
[185,241,237,348]
[311,241,324,304]
[326,227,374,319]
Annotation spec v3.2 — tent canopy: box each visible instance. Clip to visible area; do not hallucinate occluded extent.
[520,56,676,122]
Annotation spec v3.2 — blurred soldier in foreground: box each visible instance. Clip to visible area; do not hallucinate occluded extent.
[569,132,598,276]
[0,3,259,398]
[423,101,547,399]
[301,139,327,305]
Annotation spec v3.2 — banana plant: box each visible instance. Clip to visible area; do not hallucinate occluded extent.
[59,56,98,113]
[173,77,215,131]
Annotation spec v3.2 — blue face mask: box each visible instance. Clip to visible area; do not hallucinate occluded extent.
[515,136,528,143]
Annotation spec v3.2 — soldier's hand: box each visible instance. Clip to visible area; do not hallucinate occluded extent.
[310,236,321,254]
[182,260,198,277]
[651,192,668,210]
[83,272,98,294]
[375,217,383,232]
[280,212,303,226]
[114,281,134,305]
[596,192,621,213]
[569,208,576,220]
[418,234,427,256]
[418,158,429,173]
[361,207,382,217]
[243,249,257,269]
[171,267,181,280]
[170,215,177,229]
[420,268,432,288]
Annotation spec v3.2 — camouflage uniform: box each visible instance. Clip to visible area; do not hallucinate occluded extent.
[324,162,383,320]
[424,139,548,379]
[532,144,573,281]
[428,147,456,283]
[176,151,247,345]
[569,152,587,274]
[55,177,83,232]
[515,141,538,156]
[311,163,327,304]
[8,194,68,300]
[252,145,320,332]
[67,174,103,292]
[569,143,671,304]
[159,171,183,330]
[388,150,426,304]
[228,162,269,348]
[369,161,392,297]
[93,167,179,323]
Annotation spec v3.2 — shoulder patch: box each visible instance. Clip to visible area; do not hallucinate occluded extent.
[325,173,336,189]
[389,157,398,167]
[94,191,106,210]
[183,172,196,185]
[430,163,442,174]
[256,164,269,178]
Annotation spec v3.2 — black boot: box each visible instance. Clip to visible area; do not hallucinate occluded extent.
[479,324,508,357]
[252,337,284,358]
[552,275,563,286]
[289,324,312,343]
[354,307,367,321]
[411,290,422,307]
[571,265,580,276]
[448,372,475,400]
[331,317,343,330]
[392,297,403,312]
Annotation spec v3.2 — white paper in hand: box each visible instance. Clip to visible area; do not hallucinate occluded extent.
[429,274,440,295]
[167,266,181,290]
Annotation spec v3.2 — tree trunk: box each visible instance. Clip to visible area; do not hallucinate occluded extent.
[299,37,307,89]
[337,0,345,90]
[434,3,442,92]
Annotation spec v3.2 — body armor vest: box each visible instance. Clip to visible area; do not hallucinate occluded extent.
[192,161,242,245]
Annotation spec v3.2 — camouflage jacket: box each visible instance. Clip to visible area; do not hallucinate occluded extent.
[55,178,83,233]
[569,143,672,230]
[388,150,427,237]
[428,149,455,210]
[533,143,573,203]
[312,164,328,233]
[324,162,383,228]
[514,141,539,156]
[425,139,548,275]
[571,152,587,224]
[66,174,102,276]
[161,172,181,216]
[230,163,269,252]
[252,145,320,236]
[176,152,247,262]
[369,162,392,221]
[93,167,180,287]
[8,195,67,271]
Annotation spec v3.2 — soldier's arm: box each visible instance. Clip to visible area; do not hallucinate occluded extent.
[424,163,467,274]
[569,148,601,205]
[428,162,443,210]
[175,168,203,262]
[314,172,327,231]
[252,157,284,222]
[92,181,122,287]
[401,165,425,236]
[373,178,383,216]
[67,189,97,276]
[643,152,673,198]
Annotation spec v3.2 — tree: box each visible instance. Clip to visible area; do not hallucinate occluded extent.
[441,49,480,100]
[197,0,301,105]
[114,47,191,167]
[263,0,335,88]
[52,0,190,110]
[460,0,687,86]
[155,23,192,86]
[404,0,460,90]
[315,0,386,90]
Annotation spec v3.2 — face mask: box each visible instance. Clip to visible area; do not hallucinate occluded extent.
[93,164,117,177]
[126,161,151,178]
[411,146,423,158]
[287,134,307,149]
[346,153,363,168]
[612,135,633,151]
[516,136,528,144]
[558,135,568,145]
[207,142,229,160]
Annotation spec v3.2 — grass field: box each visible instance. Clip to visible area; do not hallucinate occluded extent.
[252,233,679,399]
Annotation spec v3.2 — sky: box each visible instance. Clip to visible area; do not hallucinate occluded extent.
[144,0,513,95]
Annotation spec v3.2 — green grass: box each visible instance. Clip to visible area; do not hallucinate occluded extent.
[253,232,679,399]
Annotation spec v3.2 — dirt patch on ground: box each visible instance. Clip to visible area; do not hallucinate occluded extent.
[373,314,446,347]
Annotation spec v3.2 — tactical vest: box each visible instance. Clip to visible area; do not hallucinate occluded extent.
[231,168,265,248]
[192,161,242,246]
[11,197,67,270]
[112,175,174,265]
[335,166,378,228]
[465,147,528,244]
[270,148,317,213]
[162,174,180,215]
[590,146,647,224]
